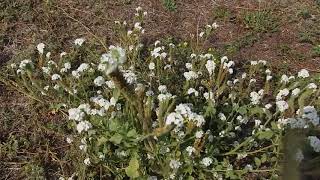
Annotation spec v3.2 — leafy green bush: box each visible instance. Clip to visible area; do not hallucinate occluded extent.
[4,7,320,179]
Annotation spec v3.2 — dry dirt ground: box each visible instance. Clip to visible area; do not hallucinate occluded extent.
[1,0,320,179]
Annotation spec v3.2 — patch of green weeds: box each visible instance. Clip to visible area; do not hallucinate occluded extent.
[299,31,315,44]
[243,10,279,33]
[162,0,177,12]
[312,45,320,57]
[297,8,312,19]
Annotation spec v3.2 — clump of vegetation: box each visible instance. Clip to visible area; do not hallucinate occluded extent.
[2,7,320,179]
[243,10,279,33]
[312,45,320,57]
[162,0,177,12]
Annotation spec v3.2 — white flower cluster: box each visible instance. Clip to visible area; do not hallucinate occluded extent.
[276,88,289,100]
[166,104,205,127]
[187,88,199,96]
[37,43,45,54]
[60,62,71,73]
[222,56,235,74]
[298,69,309,78]
[276,100,289,112]
[201,157,213,167]
[98,46,126,74]
[151,46,167,59]
[250,90,264,105]
[205,60,216,76]
[169,159,182,169]
[72,63,90,78]
[94,76,105,86]
[74,38,85,46]
[183,71,198,81]
[68,104,94,133]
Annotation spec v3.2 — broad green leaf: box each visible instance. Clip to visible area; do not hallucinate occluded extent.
[125,156,140,178]
[254,157,261,167]
[237,106,247,115]
[127,129,137,137]
[261,154,267,163]
[97,137,108,146]
[257,131,274,140]
[109,133,123,144]
[109,119,120,131]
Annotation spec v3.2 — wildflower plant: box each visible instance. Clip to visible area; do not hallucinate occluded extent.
[4,7,320,179]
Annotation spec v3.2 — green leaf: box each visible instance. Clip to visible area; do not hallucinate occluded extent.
[254,157,261,167]
[97,137,108,146]
[125,156,140,178]
[237,106,247,115]
[257,130,274,140]
[127,129,137,137]
[109,119,120,131]
[109,133,123,144]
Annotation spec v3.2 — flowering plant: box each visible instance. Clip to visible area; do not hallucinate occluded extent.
[4,7,320,179]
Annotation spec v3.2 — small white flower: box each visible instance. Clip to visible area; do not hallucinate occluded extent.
[276,100,289,112]
[185,63,193,70]
[259,60,267,65]
[10,63,16,68]
[199,32,205,38]
[64,62,71,70]
[105,80,115,89]
[187,88,199,96]
[195,130,204,139]
[183,71,198,81]
[266,75,272,81]
[308,83,317,89]
[265,104,272,109]
[292,88,300,96]
[66,137,73,144]
[136,6,142,11]
[169,159,181,169]
[276,88,289,100]
[249,79,256,84]
[37,43,45,54]
[242,73,247,79]
[84,158,91,165]
[250,61,258,66]
[72,71,80,78]
[281,75,289,84]
[218,113,226,121]
[76,121,92,133]
[201,157,213,167]
[212,22,219,28]
[298,69,309,78]
[51,74,61,81]
[166,112,183,127]
[77,63,89,72]
[46,52,51,59]
[74,38,85,46]
[186,146,195,156]
[60,52,67,57]
[94,76,105,86]
[158,85,167,93]
[148,62,155,70]
[44,85,49,91]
